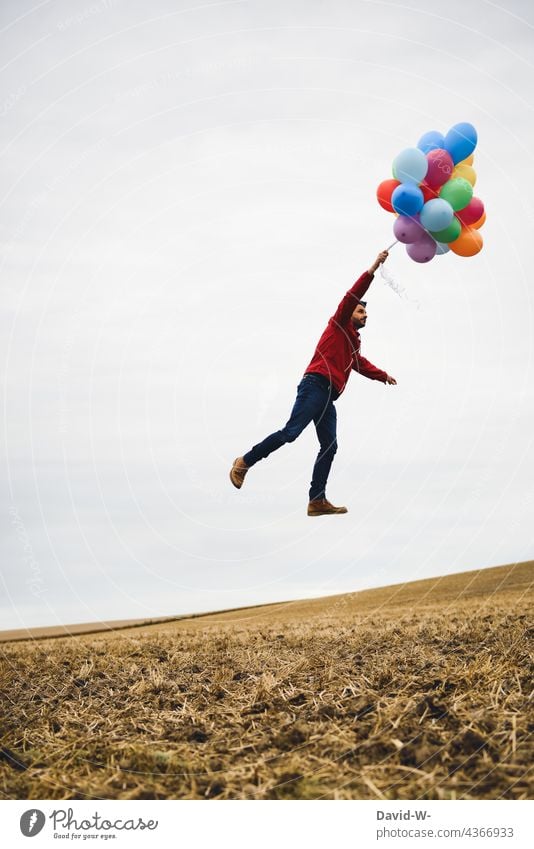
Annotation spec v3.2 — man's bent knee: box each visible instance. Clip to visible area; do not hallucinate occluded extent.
[282,426,303,444]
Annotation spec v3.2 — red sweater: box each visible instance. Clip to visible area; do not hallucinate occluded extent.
[304,270,388,395]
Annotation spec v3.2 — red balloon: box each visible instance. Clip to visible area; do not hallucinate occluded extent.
[457,197,484,226]
[425,148,454,189]
[420,182,439,203]
[377,178,401,213]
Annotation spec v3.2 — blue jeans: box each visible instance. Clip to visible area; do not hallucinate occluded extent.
[243,373,338,500]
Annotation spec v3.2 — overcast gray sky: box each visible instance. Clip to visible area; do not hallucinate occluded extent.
[1,0,533,631]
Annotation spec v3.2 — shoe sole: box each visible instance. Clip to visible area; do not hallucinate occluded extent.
[307,510,348,516]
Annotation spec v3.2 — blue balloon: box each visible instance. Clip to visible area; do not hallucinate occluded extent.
[393,147,428,184]
[417,130,445,154]
[391,183,424,216]
[420,198,454,232]
[435,242,450,255]
[444,122,477,165]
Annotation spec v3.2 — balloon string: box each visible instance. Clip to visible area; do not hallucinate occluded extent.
[380,262,421,310]
[386,239,399,251]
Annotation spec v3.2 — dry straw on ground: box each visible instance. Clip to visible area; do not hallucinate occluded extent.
[1,561,532,800]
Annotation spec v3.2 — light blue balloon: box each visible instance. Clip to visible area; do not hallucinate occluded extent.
[435,242,450,255]
[417,130,445,154]
[420,198,454,232]
[444,122,477,165]
[393,147,428,184]
[391,183,424,216]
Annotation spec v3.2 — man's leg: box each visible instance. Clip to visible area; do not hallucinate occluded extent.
[309,401,338,500]
[307,401,347,515]
[230,376,331,488]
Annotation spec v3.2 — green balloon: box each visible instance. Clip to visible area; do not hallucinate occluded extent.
[429,217,462,243]
[439,177,473,211]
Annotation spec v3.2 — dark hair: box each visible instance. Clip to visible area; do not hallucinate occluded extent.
[356,300,367,308]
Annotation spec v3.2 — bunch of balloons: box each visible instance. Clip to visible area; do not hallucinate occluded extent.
[376,123,485,263]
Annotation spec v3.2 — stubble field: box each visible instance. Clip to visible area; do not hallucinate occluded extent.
[1,561,532,800]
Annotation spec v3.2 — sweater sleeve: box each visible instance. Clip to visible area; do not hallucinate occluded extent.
[353,355,388,382]
[331,271,374,325]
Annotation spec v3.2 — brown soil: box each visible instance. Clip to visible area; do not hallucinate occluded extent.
[1,560,532,800]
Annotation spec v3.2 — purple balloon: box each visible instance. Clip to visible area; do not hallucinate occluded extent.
[393,214,423,244]
[406,232,437,263]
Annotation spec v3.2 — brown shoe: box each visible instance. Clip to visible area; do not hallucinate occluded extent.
[307,498,348,516]
[230,457,249,489]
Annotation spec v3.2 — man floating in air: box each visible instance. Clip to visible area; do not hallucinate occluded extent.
[230,250,397,516]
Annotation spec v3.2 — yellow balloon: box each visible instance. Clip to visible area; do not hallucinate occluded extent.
[453,163,476,186]
[459,153,475,166]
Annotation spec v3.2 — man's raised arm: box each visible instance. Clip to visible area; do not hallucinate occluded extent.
[332,250,389,325]
[368,249,389,276]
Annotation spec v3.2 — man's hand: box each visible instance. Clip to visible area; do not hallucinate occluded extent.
[369,250,389,275]
[386,375,397,385]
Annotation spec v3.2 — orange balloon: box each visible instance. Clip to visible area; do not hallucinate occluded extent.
[453,163,476,186]
[449,227,483,257]
[471,211,486,229]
